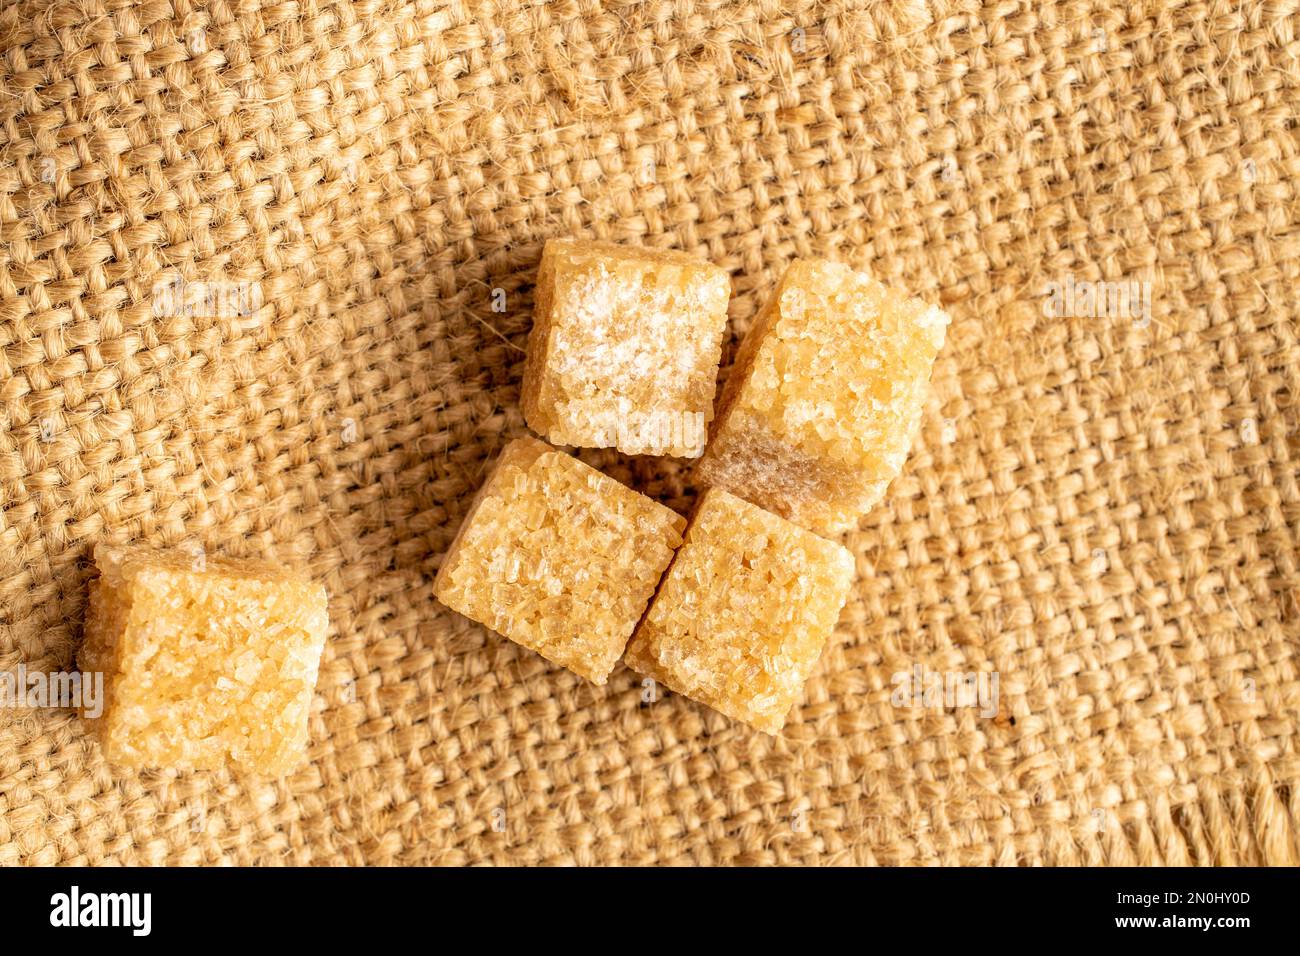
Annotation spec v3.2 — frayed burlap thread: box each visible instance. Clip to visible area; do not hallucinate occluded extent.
[1,0,1298,865]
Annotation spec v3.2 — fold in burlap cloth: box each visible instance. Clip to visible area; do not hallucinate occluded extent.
[2,0,1298,865]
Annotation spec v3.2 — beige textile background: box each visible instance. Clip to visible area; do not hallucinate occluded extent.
[1,0,1298,865]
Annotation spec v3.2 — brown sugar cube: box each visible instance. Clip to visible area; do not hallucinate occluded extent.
[696,258,950,534]
[434,436,686,683]
[521,238,732,458]
[77,543,329,775]
[624,488,854,734]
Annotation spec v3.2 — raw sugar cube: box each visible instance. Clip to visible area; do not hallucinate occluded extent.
[696,258,949,534]
[434,436,686,683]
[521,238,731,457]
[624,488,854,733]
[77,543,329,775]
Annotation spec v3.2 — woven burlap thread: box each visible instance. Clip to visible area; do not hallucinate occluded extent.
[1,0,1298,864]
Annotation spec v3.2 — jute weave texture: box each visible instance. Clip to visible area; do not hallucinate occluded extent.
[2,0,1298,865]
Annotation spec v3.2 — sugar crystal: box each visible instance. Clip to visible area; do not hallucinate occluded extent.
[434,436,685,683]
[624,488,853,733]
[696,258,949,533]
[522,239,731,457]
[78,543,329,774]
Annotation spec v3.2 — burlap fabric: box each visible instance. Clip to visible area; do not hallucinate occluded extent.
[2,0,1298,866]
